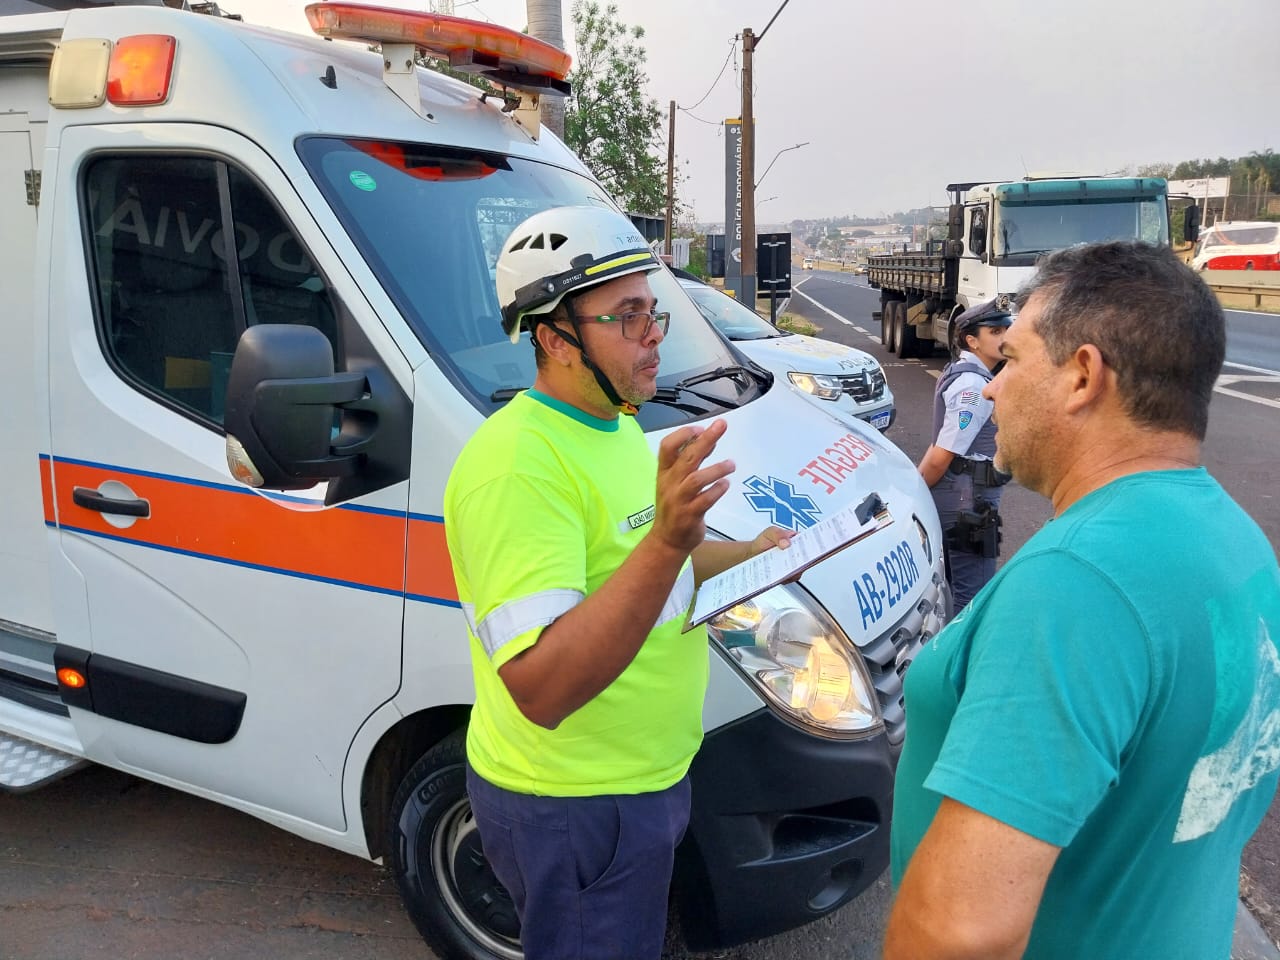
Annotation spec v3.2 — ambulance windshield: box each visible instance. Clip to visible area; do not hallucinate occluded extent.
[298,137,759,426]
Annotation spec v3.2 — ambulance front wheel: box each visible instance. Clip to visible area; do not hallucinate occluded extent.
[388,729,523,960]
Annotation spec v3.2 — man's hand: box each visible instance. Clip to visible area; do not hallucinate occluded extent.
[692,525,792,585]
[749,525,792,558]
[653,419,735,556]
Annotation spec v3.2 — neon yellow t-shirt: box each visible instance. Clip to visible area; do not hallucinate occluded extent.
[444,390,709,796]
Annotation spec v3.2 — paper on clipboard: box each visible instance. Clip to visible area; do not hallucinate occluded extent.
[684,493,891,631]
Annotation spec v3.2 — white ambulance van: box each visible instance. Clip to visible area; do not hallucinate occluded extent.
[0,4,947,957]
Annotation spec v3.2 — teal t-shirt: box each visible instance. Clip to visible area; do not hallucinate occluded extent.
[444,390,708,797]
[892,469,1280,959]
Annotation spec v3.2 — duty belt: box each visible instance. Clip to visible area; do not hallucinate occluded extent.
[948,457,1010,487]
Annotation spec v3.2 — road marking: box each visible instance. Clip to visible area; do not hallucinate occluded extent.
[1214,385,1280,410]
[1224,360,1280,376]
[854,326,870,334]
[1214,366,1280,409]
[792,287,853,325]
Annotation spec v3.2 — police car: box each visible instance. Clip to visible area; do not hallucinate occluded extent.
[677,276,896,431]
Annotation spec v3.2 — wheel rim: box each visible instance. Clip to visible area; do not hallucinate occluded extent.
[432,796,523,959]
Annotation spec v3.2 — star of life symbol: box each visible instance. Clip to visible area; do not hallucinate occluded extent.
[742,475,823,530]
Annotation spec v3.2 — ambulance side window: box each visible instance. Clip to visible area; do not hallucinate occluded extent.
[85,155,337,427]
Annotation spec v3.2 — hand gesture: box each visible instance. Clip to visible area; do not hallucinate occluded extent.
[653,419,735,555]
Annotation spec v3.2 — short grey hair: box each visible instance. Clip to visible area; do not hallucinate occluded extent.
[1015,242,1225,440]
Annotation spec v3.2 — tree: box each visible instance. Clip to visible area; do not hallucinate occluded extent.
[564,1,666,215]
[525,0,566,138]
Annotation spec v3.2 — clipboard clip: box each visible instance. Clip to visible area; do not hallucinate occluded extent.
[855,492,887,525]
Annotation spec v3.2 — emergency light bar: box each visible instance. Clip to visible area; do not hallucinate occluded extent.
[304,1,572,134]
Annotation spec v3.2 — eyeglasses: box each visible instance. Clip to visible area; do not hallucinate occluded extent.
[572,310,670,340]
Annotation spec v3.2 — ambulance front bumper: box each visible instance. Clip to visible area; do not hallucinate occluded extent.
[675,707,893,950]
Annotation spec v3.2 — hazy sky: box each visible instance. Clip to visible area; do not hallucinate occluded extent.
[242,0,1278,225]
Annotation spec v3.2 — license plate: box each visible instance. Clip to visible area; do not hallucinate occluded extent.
[852,538,922,631]
[869,411,891,429]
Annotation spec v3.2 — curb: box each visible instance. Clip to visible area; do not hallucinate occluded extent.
[1235,900,1280,960]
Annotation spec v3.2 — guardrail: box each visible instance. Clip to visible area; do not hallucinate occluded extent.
[1203,269,1280,312]
[795,260,1280,313]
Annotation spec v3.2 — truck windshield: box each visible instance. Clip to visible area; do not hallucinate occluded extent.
[993,198,1169,262]
[297,137,754,426]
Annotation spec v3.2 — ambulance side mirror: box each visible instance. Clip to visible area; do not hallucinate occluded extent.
[223,324,366,489]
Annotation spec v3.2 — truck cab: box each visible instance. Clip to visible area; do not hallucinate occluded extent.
[869,176,1171,358]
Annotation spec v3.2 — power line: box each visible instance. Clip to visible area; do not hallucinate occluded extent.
[682,39,736,112]
[677,107,724,128]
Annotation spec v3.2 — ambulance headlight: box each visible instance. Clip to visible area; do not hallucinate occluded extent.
[706,584,881,735]
[787,372,843,401]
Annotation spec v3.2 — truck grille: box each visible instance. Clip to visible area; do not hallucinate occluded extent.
[837,369,886,404]
[857,561,948,746]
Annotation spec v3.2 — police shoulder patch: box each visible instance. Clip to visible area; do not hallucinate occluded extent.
[958,410,973,430]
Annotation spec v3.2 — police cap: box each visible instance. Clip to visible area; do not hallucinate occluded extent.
[955,297,1014,333]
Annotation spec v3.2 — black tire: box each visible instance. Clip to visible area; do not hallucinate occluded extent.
[896,303,920,359]
[885,301,899,354]
[879,302,890,347]
[388,729,523,960]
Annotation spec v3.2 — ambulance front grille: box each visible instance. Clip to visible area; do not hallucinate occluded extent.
[858,566,948,746]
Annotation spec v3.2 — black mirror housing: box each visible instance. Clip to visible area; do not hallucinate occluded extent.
[224,325,364,489]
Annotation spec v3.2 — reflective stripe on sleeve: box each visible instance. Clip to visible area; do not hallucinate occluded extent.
[655,564,696,629]
[463,588,585,659]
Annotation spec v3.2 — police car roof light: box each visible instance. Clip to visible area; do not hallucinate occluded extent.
[303,3,572,95]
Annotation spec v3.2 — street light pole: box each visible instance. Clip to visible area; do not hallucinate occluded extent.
[737,0,794,308]
[739,27,756,308]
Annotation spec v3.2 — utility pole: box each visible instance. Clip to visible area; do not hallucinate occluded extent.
[739,27,756,308]
[665,100,675,263]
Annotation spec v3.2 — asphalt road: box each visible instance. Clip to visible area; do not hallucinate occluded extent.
[787,267,1280,949]
[0,271,1275,960]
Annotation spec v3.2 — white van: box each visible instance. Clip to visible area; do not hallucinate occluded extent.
[0,5,947,958]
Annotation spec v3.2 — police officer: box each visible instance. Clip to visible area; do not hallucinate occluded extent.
[917,299,1013,612]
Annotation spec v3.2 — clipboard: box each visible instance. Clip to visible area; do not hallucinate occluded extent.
[684,492,892,631]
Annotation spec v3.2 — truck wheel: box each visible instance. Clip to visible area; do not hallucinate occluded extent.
[388,729,523,960]
[879,303,890,346]
[896,307,920,359]
[884,302,899,354]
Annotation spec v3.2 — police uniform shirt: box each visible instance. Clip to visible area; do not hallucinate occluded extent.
[935,350,996,458]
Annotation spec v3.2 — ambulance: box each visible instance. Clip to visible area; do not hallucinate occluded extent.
[0,4,947,957]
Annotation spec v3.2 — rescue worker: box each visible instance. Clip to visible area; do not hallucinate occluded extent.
[443,205,789,960]
[916,298,1014,612]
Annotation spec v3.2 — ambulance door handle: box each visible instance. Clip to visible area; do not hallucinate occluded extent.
[73,486,151,519]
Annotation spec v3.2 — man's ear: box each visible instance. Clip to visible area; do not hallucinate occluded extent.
[1063,343,1108,414]
[535,320,575,367]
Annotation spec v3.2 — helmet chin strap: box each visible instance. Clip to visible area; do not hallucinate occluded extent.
[542,316,640,416]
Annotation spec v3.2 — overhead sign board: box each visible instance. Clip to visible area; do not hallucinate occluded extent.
[1168,177,1231,199]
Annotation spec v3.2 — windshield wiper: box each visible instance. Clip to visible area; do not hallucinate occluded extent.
[490,387,524,403]
[673,364,759,392]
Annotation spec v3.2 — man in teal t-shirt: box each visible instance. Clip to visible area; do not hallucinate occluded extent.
[885,242,1280,960]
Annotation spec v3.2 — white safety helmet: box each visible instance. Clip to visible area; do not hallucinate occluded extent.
[497,205,661,344]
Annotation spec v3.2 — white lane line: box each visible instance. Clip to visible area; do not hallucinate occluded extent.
[854,325,870,334]
[1214,385,1280,410]
[928,369,941,379]
[1223,360,1280,376]
[792,287,853,325]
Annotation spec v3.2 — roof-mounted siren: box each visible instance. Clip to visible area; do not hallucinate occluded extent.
[303,3,571,139]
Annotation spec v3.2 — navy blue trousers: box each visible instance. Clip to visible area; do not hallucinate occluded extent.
[466,764,690,960]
